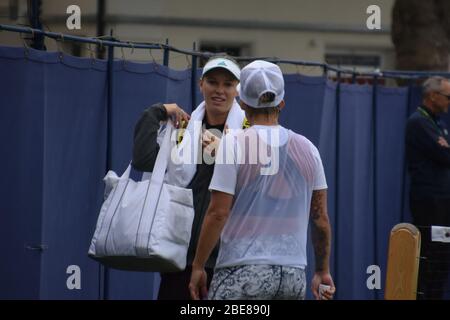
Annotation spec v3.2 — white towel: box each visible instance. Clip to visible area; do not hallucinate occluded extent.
[164,99,245,187]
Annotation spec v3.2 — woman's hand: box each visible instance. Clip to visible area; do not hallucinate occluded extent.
[163,103,190,128]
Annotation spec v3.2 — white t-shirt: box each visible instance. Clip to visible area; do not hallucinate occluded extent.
[209,125,327,269]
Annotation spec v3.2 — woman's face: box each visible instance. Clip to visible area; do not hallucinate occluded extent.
[200,68,239,115]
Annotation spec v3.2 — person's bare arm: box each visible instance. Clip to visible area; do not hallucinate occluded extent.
[189,190,233,300]
[310,189,335,300]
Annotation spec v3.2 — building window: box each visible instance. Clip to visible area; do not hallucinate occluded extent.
[61,41,83,57]
[325,53,384,84]
[325,53,381,70]
[199,42,249,67]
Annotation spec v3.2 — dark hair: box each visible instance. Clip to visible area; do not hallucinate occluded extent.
[242,92,280,117]
[258,92,276,105]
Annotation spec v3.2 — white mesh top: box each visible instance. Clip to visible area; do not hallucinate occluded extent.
[209,125,327,269]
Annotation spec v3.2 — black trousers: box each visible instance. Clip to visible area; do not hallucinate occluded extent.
[410,194,450,300]
[157,266,215,300]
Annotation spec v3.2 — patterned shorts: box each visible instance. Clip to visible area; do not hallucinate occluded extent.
[208,264,306,300]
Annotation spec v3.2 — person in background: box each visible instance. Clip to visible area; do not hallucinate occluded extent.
[405,76,450,300]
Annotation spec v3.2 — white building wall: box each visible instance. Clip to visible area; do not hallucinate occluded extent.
[0,0,395,73]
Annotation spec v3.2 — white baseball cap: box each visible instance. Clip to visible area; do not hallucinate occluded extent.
[238,60,285,108]
[202,57,240,80]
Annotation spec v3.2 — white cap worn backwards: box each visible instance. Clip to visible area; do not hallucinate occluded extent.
[238,60,285,108]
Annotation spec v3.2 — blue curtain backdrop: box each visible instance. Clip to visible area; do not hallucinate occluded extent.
[107,59,193,300]
[1,45,449,299]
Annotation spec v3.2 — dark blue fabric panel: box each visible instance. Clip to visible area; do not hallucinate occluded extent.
[442,109,450,128]
[282,74,337,299]
[38,54,108,299]
[0,46,45,298]
[106,61,192,299]
[167,67,194,112]
[195,68,203,111]
[318,80,338,289]
[337,84,375,299]
[408,85,423,115]
[375,86,409,299]
[281,74,328,146]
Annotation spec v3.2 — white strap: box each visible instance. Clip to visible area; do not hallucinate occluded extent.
[149,122,173,186]
[135,122,174,256]
[119,165,132,179]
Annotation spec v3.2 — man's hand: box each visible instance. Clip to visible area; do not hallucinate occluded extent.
[309,189,334,299]
[438,136,449,148]
[202,129,221,158]
[311,272,336,300]
[189,265,208,300]
[163,103,190,128]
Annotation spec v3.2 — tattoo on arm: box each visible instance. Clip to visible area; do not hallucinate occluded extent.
[310,189,331,273]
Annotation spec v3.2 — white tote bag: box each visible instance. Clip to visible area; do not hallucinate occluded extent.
[88,122,194,272]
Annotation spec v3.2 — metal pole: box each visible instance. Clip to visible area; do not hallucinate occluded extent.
[334,71,341,299]
[191,42,198,111]
[102,29,115,301]
[371,75,379,299]
[106,32,114,210]
[27,0,45,50]
[322,64,328,77]
[96,0,106,59]
[0,24,162,49]
[400,79,414,222]
[163,38,169,67]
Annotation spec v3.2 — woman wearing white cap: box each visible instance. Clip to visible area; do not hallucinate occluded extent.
[189,60,335,300]
[132,55,246,299]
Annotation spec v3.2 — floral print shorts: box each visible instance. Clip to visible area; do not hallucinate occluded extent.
[208,264,306,300]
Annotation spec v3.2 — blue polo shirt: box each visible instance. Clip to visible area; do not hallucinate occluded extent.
[405,105,450,197]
